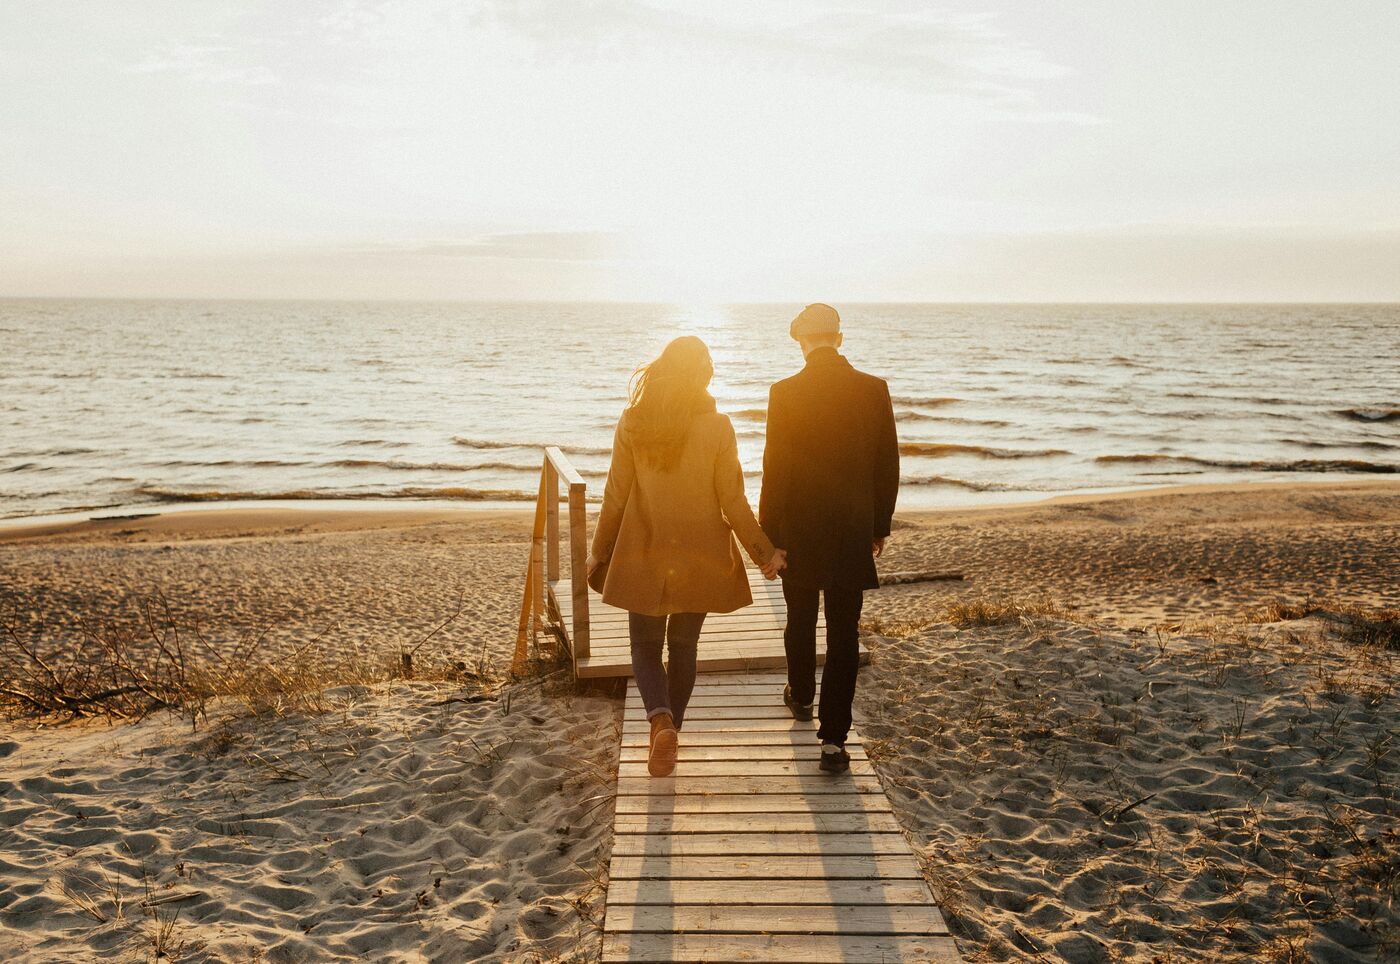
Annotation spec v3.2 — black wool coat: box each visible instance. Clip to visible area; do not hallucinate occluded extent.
[759,348,900,591]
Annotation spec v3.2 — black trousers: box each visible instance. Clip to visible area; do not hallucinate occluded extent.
[782,581,864,746]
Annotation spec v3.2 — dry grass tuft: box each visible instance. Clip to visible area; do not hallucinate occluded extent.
[861,616,939,638]
[940,594,1072,628]
[1247,596,1400,652]
[0,592,524,725]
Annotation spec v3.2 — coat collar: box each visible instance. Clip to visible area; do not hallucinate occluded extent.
[802,346,850,372]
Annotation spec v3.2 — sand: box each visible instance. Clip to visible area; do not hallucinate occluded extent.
[0,676,620,962]
[2,480,1398,961]
[857,615,1399,962]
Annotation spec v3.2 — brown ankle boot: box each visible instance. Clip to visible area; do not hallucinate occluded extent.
[648,712,678,777]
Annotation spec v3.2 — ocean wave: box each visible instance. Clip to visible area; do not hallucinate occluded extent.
[895,412,1012,427]
[1336,407,1400,423]
[156,458,315,468]
[901,442,1069,459]
[1280,438,1398,452]
[890,396,960,407]
[729,408,767,422]
[902,474,1013,492]
[329,457,614,479]
[3,462,42,473]
[1095,454,1397,474]
[452,436,611,456]
[132,484,535,503]
[1093,454,1176,464]
[338,439,412,448]
[331,458,478,471]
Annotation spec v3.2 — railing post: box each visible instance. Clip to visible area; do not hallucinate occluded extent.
[531,459,546,644]
[568,478,590,663]
[545,458,560,582]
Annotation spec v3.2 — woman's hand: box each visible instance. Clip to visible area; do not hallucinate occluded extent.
[762,548,788,580]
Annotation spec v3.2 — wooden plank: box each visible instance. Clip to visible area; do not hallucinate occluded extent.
[622,718,816,734]
[608,854,925,880]
[610,832,909,857]
[624,688,804,702]
[690,673,793,686]
[627,702,812,716]
[616,789,896,811]
[605,878,934,906]
[617,759,876,778]
[604,903,949,936]
[584,627,821,648]
[617,775,884,796]
[637,684,818,697]
[617,745,865,762]
[578,654,863,679]
[619,731,862,749]
[613,810,901,831]
[584,655,789,679]
[573,609,796,628]
[583,625,809,645]
[602,932,962,963]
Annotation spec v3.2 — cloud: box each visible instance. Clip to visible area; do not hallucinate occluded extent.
[475,0,1092,121]
[126,41,278,86]
[359,231,624,262]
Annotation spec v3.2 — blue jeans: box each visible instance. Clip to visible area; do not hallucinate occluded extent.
[629,611,706,729]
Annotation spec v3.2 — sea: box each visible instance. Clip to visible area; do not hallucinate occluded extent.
[2,300,1396,521]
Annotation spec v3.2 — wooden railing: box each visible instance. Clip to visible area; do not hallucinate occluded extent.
[514,446,590,675]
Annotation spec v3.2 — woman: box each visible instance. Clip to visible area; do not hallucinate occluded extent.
[586,336,784,777]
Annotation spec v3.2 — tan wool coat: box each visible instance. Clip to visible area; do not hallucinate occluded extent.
[590,409,775,617]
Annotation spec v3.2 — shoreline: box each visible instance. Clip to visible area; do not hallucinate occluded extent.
[3,477,1397,544]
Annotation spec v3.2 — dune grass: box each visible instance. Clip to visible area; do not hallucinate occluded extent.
[0,592,560,726]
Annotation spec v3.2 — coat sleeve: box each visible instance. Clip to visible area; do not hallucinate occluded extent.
[715,416,774,567]
[758,385,787,548]
[590,417,634,563]
[873,380,900,539]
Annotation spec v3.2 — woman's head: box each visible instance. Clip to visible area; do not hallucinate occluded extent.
[625,335,716,468]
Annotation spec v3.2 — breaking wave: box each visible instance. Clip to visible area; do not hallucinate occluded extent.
[902,474,1015,492]
[891,396,961,407]
[131,484,537,503]
[901,442,1070,459]
[452,436,612,456]
[1336,408,1400,423]
[1095,454,1396,474]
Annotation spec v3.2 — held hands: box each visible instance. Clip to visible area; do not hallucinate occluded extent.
[761,548,788,581]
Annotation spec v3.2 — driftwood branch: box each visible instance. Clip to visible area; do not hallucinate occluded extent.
[878,570,967,586]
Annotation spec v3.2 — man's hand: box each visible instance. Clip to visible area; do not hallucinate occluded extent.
[762,548,788,580]
[872,537,887,558]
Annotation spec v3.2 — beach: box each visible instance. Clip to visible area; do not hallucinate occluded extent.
[2,480,1398,961]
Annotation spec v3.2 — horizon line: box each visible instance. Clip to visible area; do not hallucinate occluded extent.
[2,295,1398,307]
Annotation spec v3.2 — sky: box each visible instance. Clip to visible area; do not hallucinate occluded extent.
[1,1,1398,302]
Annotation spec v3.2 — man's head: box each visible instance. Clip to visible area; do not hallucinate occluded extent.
[789,303,843,358]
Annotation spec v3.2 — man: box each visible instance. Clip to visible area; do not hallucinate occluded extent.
[760,303,900,773]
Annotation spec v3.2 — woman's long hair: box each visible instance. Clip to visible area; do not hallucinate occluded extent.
[624,336,716,469]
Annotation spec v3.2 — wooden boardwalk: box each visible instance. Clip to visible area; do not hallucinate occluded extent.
[603,671,961,962]
[556,569,863,679]
[521,448,960,959]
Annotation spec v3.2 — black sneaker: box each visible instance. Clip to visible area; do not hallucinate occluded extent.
[783,684,814,722]
[819,743,850,773]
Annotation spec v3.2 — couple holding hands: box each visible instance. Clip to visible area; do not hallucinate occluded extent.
[586,303,900,777]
